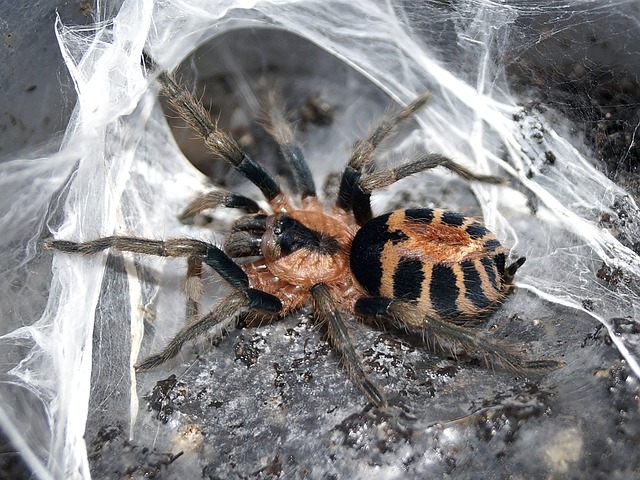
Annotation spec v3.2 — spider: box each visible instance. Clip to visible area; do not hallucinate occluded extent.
[44,61,557,408]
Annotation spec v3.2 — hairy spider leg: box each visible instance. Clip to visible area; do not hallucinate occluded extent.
[344,151,505,227]
[177,189,263,316]
[358,153,503,194]
[335,94,507,225]
[261,90,317,199]
[156,70,284,206]
[177,90,325,220]
[311,283,387,407]
[185,256,203,319]
[136,288,280,371]
[179,188,261,223]
[336,93,432,224]
[354,297,560,372]
[43,237,282,369]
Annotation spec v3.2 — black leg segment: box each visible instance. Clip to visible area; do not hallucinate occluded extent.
[262,92,316,198]
[156,69,282,201]
[336,93,431,217]
[45,236,251,292]
[203,244,250,290]
[335,166,373,225]
[136,289,280,371]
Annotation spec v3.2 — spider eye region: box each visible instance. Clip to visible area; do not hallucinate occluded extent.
[269,214,340,256]
[350,208,511,321]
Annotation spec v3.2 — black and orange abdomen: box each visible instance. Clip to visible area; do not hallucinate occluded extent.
[350,208,509,322]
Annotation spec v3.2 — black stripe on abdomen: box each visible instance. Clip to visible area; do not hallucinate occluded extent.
[430,264,461,318]
[481,256,499,291]
[461,260,491,309]
[393,258,424,301]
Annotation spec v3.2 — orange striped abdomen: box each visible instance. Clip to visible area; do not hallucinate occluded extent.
[350,208,508,322]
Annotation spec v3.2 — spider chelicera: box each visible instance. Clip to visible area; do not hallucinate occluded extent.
[45,60,557,407]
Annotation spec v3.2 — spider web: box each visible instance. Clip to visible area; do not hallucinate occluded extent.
[1,0,639,478]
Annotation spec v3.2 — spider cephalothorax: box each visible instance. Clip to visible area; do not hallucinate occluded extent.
[45,59,557,407]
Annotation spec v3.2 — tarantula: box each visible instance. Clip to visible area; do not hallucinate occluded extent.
[45,62,557,407]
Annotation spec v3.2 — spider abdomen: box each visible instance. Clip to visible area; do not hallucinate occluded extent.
[350,208,508,321]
